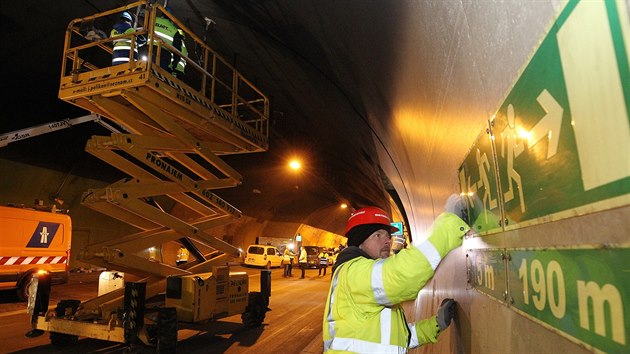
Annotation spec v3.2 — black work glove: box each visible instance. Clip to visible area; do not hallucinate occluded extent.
[436,298,457,331]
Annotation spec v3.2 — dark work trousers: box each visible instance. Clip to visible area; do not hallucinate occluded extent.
[152,46,172,71]
[318,264,327,276]
[284,261,293,277]
[299,262,307,278]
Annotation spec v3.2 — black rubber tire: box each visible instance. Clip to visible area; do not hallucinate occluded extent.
[241,292,267,327]
[157,308,177,354]
[145,323,158,346]
[16,272,33,301]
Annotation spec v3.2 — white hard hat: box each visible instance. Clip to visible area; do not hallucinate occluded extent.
[121,12,133,22]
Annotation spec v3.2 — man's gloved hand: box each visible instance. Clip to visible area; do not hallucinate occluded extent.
[426,212,468,257]
[436,298,457,331]
[445,194,468,222]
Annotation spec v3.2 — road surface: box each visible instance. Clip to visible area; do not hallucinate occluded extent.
[0,265,330,353]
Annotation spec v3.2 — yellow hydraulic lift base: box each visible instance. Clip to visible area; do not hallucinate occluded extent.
[26,2,271,352]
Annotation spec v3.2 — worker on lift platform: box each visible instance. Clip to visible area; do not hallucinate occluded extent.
[110,11,139,65]
[171,28,188,79]
[152,7,184,74]
[176,247,189,265]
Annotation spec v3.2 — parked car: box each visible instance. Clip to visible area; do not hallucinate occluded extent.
[302,245,320,269]
[243,244,283,269]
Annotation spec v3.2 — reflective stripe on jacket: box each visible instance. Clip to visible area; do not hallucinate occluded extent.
[299,248,307,263]
[110,22,137,64]
[176,248,189,262]
[319,252,329,265]
[322,212,468,353]
[153,16,178,47]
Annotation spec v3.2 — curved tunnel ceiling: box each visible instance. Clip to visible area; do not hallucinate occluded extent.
[0,1,563,238]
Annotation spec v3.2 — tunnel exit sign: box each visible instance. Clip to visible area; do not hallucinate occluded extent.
[390,222,403,236]
[459,0,630,230]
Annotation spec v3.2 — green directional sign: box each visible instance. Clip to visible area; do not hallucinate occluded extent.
[459,129,502,235]
[458,129,503,235]
[459,0,630,230]
[508,248,630,354]
[493,0,630,225]
[466,249,507,302]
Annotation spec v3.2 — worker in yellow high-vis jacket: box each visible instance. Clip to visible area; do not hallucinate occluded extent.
[322,194,469,353]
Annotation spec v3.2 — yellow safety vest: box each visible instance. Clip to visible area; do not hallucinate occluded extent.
[322,212,468,353]
[153,16,178,47]
[283,249,295,263]
[319,252,329,266]
[177,247,189,262]
[110,26,137,64]
[299,248,307,263]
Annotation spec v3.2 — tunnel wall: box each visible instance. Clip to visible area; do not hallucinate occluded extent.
[0,158,344,269]
[0,159,138,270]
[381,2,630,353]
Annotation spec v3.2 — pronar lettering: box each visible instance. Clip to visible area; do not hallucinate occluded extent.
[145,152,183,181]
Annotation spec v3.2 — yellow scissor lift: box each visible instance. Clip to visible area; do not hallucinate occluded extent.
[27,2,270,352]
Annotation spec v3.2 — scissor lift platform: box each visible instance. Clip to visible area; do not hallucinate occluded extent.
[54,0,269,290]
[59,60,269,155]
[26,4,272,348]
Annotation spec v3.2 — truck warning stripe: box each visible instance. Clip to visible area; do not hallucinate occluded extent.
[0,256,67,265]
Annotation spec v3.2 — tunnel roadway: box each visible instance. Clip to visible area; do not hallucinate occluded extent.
[0,265,329,353]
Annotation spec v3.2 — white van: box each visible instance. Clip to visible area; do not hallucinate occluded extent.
[243,245,283,269]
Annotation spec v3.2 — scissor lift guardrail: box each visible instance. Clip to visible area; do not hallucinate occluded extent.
[53,1,269,314]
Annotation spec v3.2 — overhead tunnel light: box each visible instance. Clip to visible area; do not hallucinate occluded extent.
[288,159,302,171]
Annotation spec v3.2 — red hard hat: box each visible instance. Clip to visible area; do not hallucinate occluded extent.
[344,206,399,236]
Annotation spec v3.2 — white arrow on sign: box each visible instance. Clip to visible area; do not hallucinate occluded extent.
[528,89,563,159]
